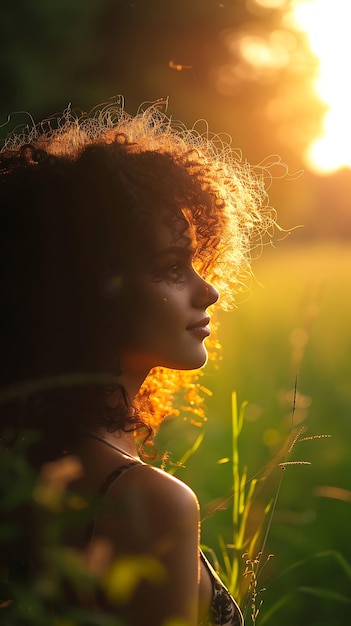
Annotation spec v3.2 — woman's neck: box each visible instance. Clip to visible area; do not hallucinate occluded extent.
[118,352,150,401]
[118,373,145,404]
[100,372,146,459]
[90,426,140,459]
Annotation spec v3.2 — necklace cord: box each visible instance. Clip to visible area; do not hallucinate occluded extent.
[79,428,141,461]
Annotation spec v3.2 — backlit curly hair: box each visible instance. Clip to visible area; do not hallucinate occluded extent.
[0,100,276,453]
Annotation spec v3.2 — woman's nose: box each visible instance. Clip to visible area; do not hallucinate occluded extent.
[195,273,219,307]
[205,280,220,306]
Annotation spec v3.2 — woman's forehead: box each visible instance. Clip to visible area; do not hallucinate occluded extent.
[150,213,193,251]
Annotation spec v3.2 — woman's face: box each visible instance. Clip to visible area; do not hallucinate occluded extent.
[118,214,219,378]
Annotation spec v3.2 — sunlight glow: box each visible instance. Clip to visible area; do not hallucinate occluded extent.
[290,0,351,173]
[239,31,292,70]
[253,0,287,7]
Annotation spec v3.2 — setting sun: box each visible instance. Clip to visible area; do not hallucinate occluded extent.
[290,0,351,174]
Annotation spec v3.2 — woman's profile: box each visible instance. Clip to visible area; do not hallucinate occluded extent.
[0,101,275,625]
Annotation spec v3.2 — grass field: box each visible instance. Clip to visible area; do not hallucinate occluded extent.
[1,241,349,625]
[156,241,351,625]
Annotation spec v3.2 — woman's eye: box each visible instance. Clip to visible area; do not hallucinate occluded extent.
[149,251,195,284]
[165,262,186,281]
[150,261,189,283]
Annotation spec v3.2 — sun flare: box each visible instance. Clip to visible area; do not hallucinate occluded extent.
[291,0,351,174]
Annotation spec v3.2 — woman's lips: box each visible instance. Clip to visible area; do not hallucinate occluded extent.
[186,317,211,337]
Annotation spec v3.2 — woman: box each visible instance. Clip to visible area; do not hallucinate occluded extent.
[0,102,274,625]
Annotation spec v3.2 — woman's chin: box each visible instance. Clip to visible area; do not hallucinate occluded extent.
[167,350,209,371]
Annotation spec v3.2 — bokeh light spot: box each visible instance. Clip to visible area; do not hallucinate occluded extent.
[263,427,282,447]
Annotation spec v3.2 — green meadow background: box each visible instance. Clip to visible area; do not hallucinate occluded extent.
[1,1,350,624]
[156,240,351,625]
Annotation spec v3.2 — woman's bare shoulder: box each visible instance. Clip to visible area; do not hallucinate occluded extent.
[96,464,199,552]
[108,463,199,515]
[91,464,200,625]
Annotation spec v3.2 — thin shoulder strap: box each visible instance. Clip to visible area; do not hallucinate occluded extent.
[85,460,143,545]
[98,460,142,495]
[200,549,225,586]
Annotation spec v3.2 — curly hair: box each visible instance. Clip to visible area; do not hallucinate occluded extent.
[0,100,276,454]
